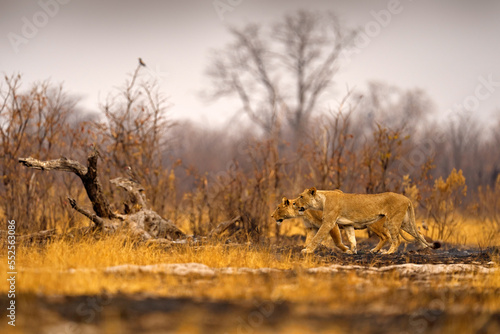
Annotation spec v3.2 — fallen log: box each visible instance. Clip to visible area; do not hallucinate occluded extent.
[18,148,186,241]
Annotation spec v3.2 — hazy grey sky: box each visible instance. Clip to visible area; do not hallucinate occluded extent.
[1,0,499,127]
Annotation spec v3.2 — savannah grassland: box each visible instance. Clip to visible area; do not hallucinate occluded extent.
[2,19,500,331]
[1,218,500,334]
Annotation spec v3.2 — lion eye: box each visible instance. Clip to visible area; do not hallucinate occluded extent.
[300,195,303,199]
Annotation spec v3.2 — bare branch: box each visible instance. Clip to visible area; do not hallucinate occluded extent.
[68,197,104,228]
[110,176,148,211]
[18,156,87,176]
[19,148,115,219]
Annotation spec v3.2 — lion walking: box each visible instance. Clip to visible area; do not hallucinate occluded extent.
[293,187,440,254]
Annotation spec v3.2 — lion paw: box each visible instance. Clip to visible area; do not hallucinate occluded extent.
[344,249,354,254]
[369,248,380,254]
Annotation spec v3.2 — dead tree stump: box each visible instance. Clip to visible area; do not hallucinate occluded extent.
[18,147,185,242]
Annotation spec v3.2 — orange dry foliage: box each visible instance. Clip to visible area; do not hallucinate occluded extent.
[0,72,499,246]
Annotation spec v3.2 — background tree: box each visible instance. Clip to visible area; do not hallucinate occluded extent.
[206,10,357,139]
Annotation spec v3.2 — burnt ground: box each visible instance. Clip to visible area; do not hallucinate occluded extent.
[275,235,499,266]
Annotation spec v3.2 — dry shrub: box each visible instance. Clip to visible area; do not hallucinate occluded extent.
[95,67,174,217]
[0,74,91,232]
[184,138,284,241]
[473,175,500,247]
[423,168,467,241]
[402,175,420,206]
[476,175,500,228]
[2,71,499,247]
[363,124,409,193]
[303,103,355,191]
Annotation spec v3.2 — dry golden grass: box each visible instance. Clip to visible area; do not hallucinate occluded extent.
[3,241,498,307]
[0,232,497,303]
[0,216,497,318]
[11,235,321,271]
[0,230,499,334]
[442,218,500,247]
[0,235,320,297]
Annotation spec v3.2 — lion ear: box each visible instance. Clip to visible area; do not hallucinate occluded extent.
[309,187,317,196]
[282,197,289,206]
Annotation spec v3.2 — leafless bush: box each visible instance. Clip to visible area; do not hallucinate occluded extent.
[0,74,88,231]
[95,64,174,216]
[476,175,500,230]
[422,169,467,241]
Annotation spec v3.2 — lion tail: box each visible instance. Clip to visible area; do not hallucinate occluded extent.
[406,202,441,250]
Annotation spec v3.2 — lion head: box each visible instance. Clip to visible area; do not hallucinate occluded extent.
[271,196,301,225]
[293,187,320,212]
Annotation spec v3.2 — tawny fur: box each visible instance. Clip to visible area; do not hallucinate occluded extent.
[272,196,412,254]
[293,188,439,254]
[272,197,351,253]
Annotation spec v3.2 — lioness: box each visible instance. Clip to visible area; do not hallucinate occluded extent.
[271,197,353,253]
[272,196,411,254]
[293,187,440,254]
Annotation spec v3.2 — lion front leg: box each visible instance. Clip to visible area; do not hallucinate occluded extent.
[305,227,318,245]
[343,226,357,254]
[329,225,350,253]
[302,218,338,254]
